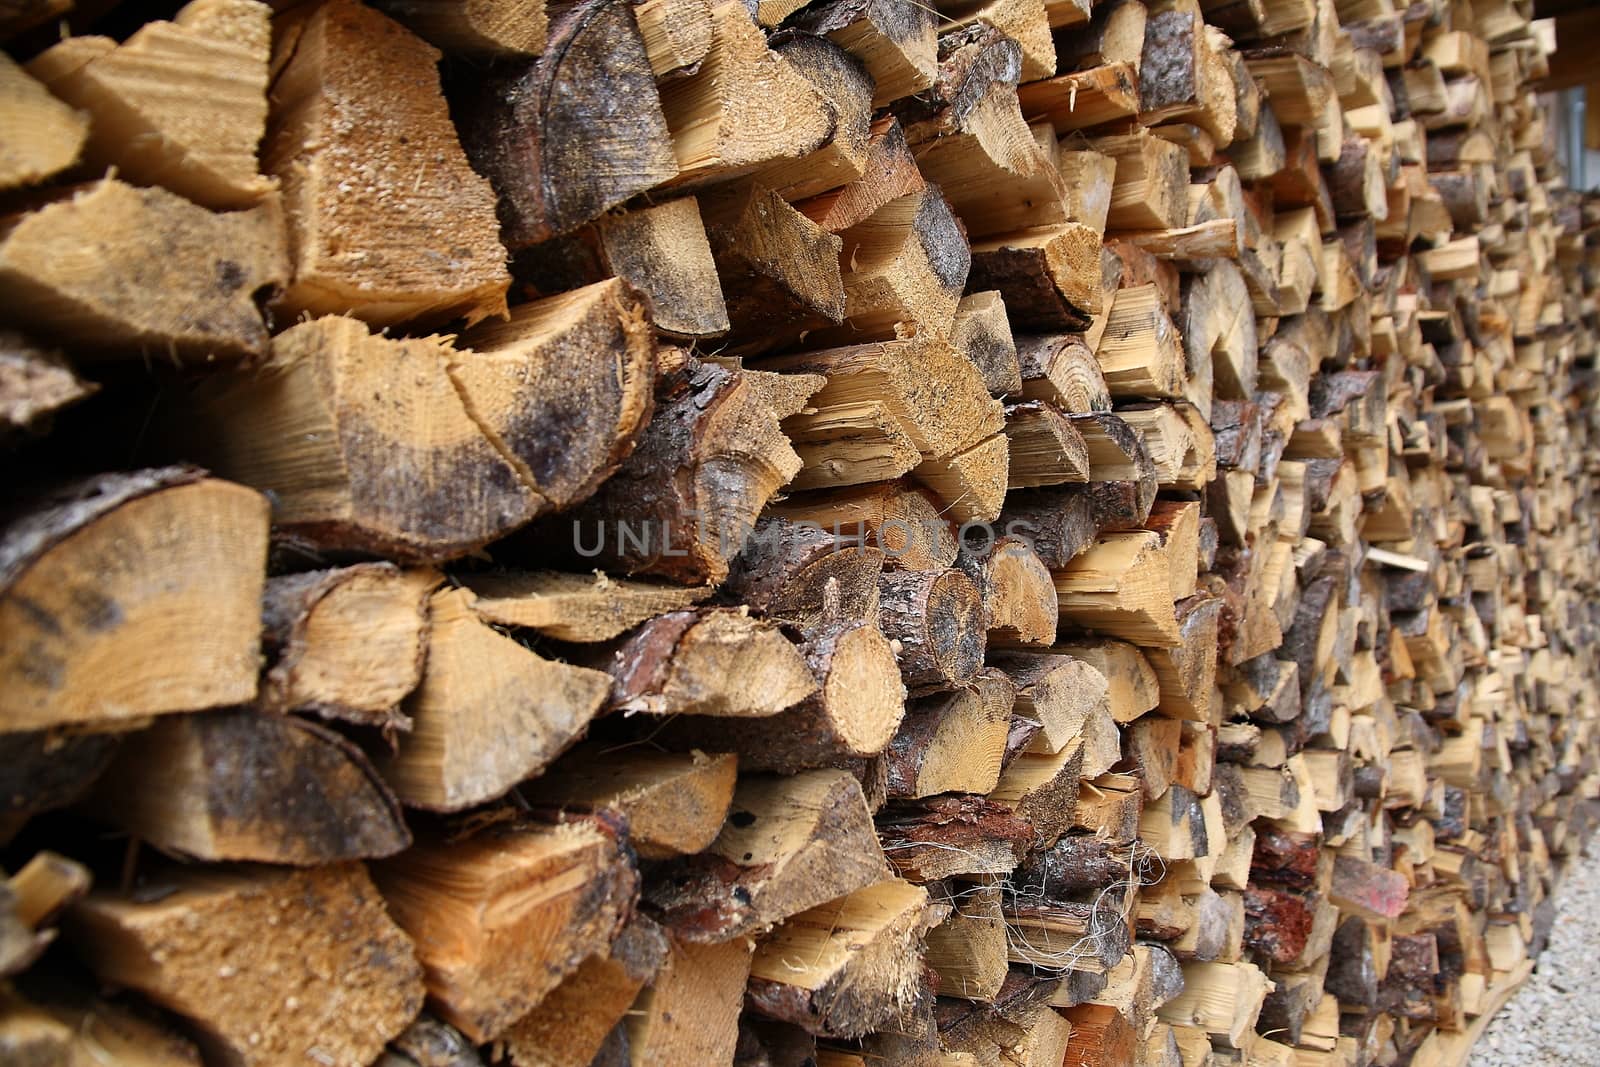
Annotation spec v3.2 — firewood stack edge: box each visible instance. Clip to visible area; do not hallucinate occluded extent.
[1,0,1598,1064]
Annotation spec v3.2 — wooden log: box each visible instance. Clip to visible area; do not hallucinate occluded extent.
[562,358,809,584]
[1146,595,1222,721]
[181,317,542,561]
[1018,63,1141,133]
[879,568,986,693]
[913,432,1011,524]
[990,738,1086,847]
[992,651,1114,757]
[524,746,737,859]
[0,332,95,439]
[795,115,926,233]
[498,917,669,1066]
[969,222,1104,331]
[259,564,433,726]
[0,52,86,192]
[748,879,940,1037]
[1017,333,1111,413]
[0,178,285,361]
[784,0,937,107]
[1061,1003,1139,1067]
[645,769,890,941]
[1090,128,1191,231]
[753,32,876,201]
[627,937,754,1065]
[1055,531,1182,646]
[878,795,1034,881]
[1138,0,1236,144]
[377,0,548,57]
[376,816,636,1042]
[460,570,711,643]
[29,0,274,209]
[83,708,409,864]
[767,482,957,571]
[68,864,423,1067]
[721,516,883,633]
[1005,400,1091,488]
[0,468,267,731]
[602,607,815,717]
[701,181,846,342]
[924,884,1009,1001]
[658,2,835,184]
[997,485,1103,568]
[374,587,612,812]
[953,290,1022,396]
[828,183,970,341]
[982,537,1059,647]
[632,0,716,76]
[266,0,508,325]
[886,670,1013,797]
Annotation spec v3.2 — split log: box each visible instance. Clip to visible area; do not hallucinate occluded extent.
[795,115,926,233]
[259,564,433,725]
[0,468,267,731]
[784,0,937,106]
[29,0,275,209]
[632,0,716,76]
[879,568,986,693]
[924,885,1009,1001]
[953,290,1022,396]
[701,182,846,342]
[829,183,969,341]
[525,746,737,859]
[885,670,1013,797]
[645,769,890,942]
[379,0,549,57]
[1005,401,1091,488]
[997,486,1104,569]
[68,864,423,1067]
[913,432,1011,523]
[461,570,711,643]
[749,880,940,1037]
[0,52,86,192]
[767,482,957,571]
[266,0,508,325]
[993,651,1114,758]
[1092,128,1191,230]
[0,178,286,362]
[753,33,876,202]
[878,795,1034,881]
[983,537,1060,646]
[83,709,409,864]
[1018,63,1142,133]
[0,333,94,439]
[1055,532,1182,646]
[374,587,612,812]
[969,222,1104,331]
[627,937,754,1065]
[722,516,884,633]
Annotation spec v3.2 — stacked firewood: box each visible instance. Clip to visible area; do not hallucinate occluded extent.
[1,0,1598,1063]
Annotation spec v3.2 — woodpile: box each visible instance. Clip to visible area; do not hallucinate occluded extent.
[0,0,1598,1065]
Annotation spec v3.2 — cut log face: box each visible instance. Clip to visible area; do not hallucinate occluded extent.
[374,816,638,1043]
[0,178,286,362]
[462,570,711,643]
[452,278,657,511]
[702,182,846,341]
[182,317,544,563]
[378,0,549,57]
[260,564,434,726]
[67,864,424,1067]
[886,671,1013,797]
[969,222,1104,331]
[375,587,612,812]
[0,468,267,732]
[747,879,941,1038]
[29,0,276,209]
[458,0,675,247]
[754,33,876,202]
[645,769,890,942]
[784,0,937,107]
[604,608,816,717]
[265,0,509,326]
[525,746,737,859]
[796,114,927,233]
[84,709,409,864]
[626,936,753,1066]
[879,568,987,693]
[0,332,95,439]
[722,517,885,635]
[0,52,87,192]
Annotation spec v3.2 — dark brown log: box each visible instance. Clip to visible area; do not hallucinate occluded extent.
[878,795,1034,881]
[701,181,846,343]
[878,568,986,693]
[969,222,1104,331]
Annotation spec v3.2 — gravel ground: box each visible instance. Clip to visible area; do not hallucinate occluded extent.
[1468,842,1600,1066]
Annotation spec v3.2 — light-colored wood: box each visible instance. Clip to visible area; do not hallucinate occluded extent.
[0,52,86,191]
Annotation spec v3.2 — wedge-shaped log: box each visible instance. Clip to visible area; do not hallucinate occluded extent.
[1005,401,1091,488]
[969,222,1104,331]
[266,0,508,325]
[181,317,542,561]
[886,670,1013,797]
[702,182,846,342]
[1019,63,1141,132]
[924,885,1008,1002]
[375,587,612,811]
[753,34,876,201]
[1096,284,1187,400]
[259,564,433,726]
[784,0,937,106]
[376,817,637,1042]
[748,880,941,1037]
[379,0,549,56]
[983,537,1059,647]
[768,482,958,571]
[723,517,885,634]
[914,433,1010,524]
[627,937,754,1065]
[0,53,86,192]
[67,864,423,1067]
[954,290,1022,395]
[795,115,926,233]
[83,709,409,864]
[604,607,816,717]
[1055,531,1182,646]
[0,468,267,732]
[461,570,711,643]
[993,651,1114,757]
[564,358,811,584]
[659,2,835,184]
[29,0,274,209]
[0,178,285,362]
[828,184,969,341]
[1090,129,1190,230]
[645,769,890,942]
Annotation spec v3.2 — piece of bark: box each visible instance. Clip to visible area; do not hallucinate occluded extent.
[67,864,423,1067]
[0,52,86,192]
[878,794,1034,880]
[513,197,730,340]
[562,359,808,584]
[885,670,1013,797]
[378,0,548,56]
[784,0,937,107]
[0,467,267,731]
[526,746,736,860]
[462,570,711,643]
[795,114,926,233]
[266,0,508,325]
[658,2,835,185]
[879,568,986,694]
[83,708,409,864]
[645,769,890,942]
[29,0,275,209]
[374,587,612,812]
[969,222,1104,331]
[723,516,885,634]
[701,181,846,342]
[748,879,941,1037]
[498,916,669,1066]
[457,0,675,247]
[627,937,754,1065]
[375,816,637,1042]
[1330,855,1409,921]
[653,618,904,772]
[0,178,285,361]
[259,564,433,726]
[753,32,876,201]
[181,317,543,562]
[602,607,815,717]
